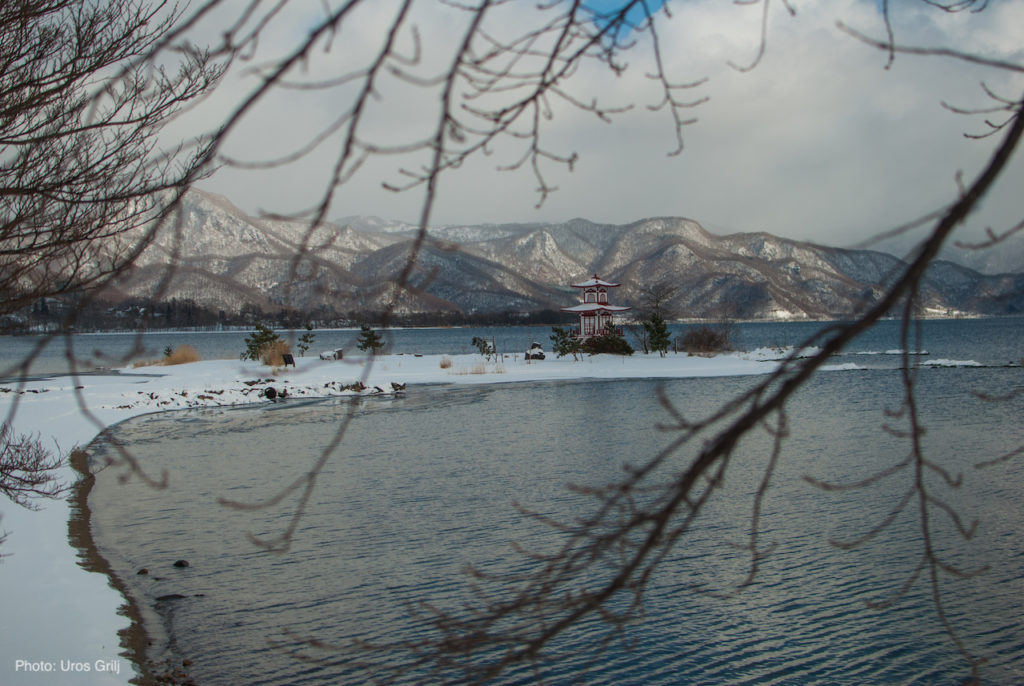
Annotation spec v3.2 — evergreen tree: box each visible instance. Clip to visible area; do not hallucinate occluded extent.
[643,313,671,357]
[297,323,316,357]
[357,324,385,354]
[241,323,280,361]
[549,326,583,360]
[471,336,495,360]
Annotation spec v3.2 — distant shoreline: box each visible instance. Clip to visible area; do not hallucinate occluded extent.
[3,313,1014,338]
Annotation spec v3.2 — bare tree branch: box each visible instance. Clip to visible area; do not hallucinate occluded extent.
[342,93,1024,682]
[0,423,66,510]
[3,2,1022,682]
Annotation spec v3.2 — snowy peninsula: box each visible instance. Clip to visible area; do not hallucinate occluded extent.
[0,348,821,685]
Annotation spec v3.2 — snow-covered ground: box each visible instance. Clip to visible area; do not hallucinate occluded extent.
[0,348,818,685]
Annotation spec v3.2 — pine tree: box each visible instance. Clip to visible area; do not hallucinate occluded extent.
[644,313,671,357]
[471,336,495,360]
[549,326,583,360]
[357,324,385,354]
[241,324,280,361]
[297,323,316,357]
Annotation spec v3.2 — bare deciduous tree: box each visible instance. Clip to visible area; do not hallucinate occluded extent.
[0,424,65,510]
[0,1,221,496]
[0,0,219,317]
[628,280,679,352]
[0,2,228,575]
[635,281,679,321]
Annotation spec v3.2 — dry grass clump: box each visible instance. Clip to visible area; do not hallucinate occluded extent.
[163,345,202,365]
[260,340,292,366]
[439,356,453,369]
[450,362,506,375]
[133,344,202,367]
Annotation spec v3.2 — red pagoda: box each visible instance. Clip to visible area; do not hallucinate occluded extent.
[561,274,631,338]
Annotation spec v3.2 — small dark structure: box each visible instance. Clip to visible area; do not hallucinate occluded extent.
[319,348,344,360]
[525,342,546,360]
[281,353,295,367]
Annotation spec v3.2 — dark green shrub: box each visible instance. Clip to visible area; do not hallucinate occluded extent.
[678,324,733,354]
[582,331,633,356]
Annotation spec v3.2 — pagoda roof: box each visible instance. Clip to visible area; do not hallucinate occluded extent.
[561,303,631,313]
[571,274,620,289]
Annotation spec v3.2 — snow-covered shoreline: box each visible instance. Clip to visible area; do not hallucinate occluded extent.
[0,349,802,685]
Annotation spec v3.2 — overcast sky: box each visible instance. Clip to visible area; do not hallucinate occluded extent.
[186,0,1024,248]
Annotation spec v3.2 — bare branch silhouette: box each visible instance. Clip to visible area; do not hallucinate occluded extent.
[3,1,1022,683]
[340,94,1024,682]
[0,424,66,509]
[0,0,220,315]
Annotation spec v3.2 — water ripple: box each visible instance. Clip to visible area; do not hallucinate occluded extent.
[85,370,1024,685]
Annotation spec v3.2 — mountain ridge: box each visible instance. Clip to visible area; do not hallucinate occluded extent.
[100,190,1024,320]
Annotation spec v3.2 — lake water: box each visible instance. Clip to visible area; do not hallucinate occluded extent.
[79,319,1024,684]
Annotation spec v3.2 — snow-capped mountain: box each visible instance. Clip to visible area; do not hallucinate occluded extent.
[102,190,1024,319]
[857,226,1024,277]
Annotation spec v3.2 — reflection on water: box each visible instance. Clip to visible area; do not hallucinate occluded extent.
[83,364,1024,685]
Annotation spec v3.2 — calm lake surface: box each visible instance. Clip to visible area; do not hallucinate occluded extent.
[80,319,1024,684]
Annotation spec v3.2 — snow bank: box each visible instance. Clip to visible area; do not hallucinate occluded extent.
[820,362,864,372]
[919,358,982,368]
[0,350,789,685]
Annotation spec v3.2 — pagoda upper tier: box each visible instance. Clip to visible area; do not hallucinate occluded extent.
[570,275,620,289]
